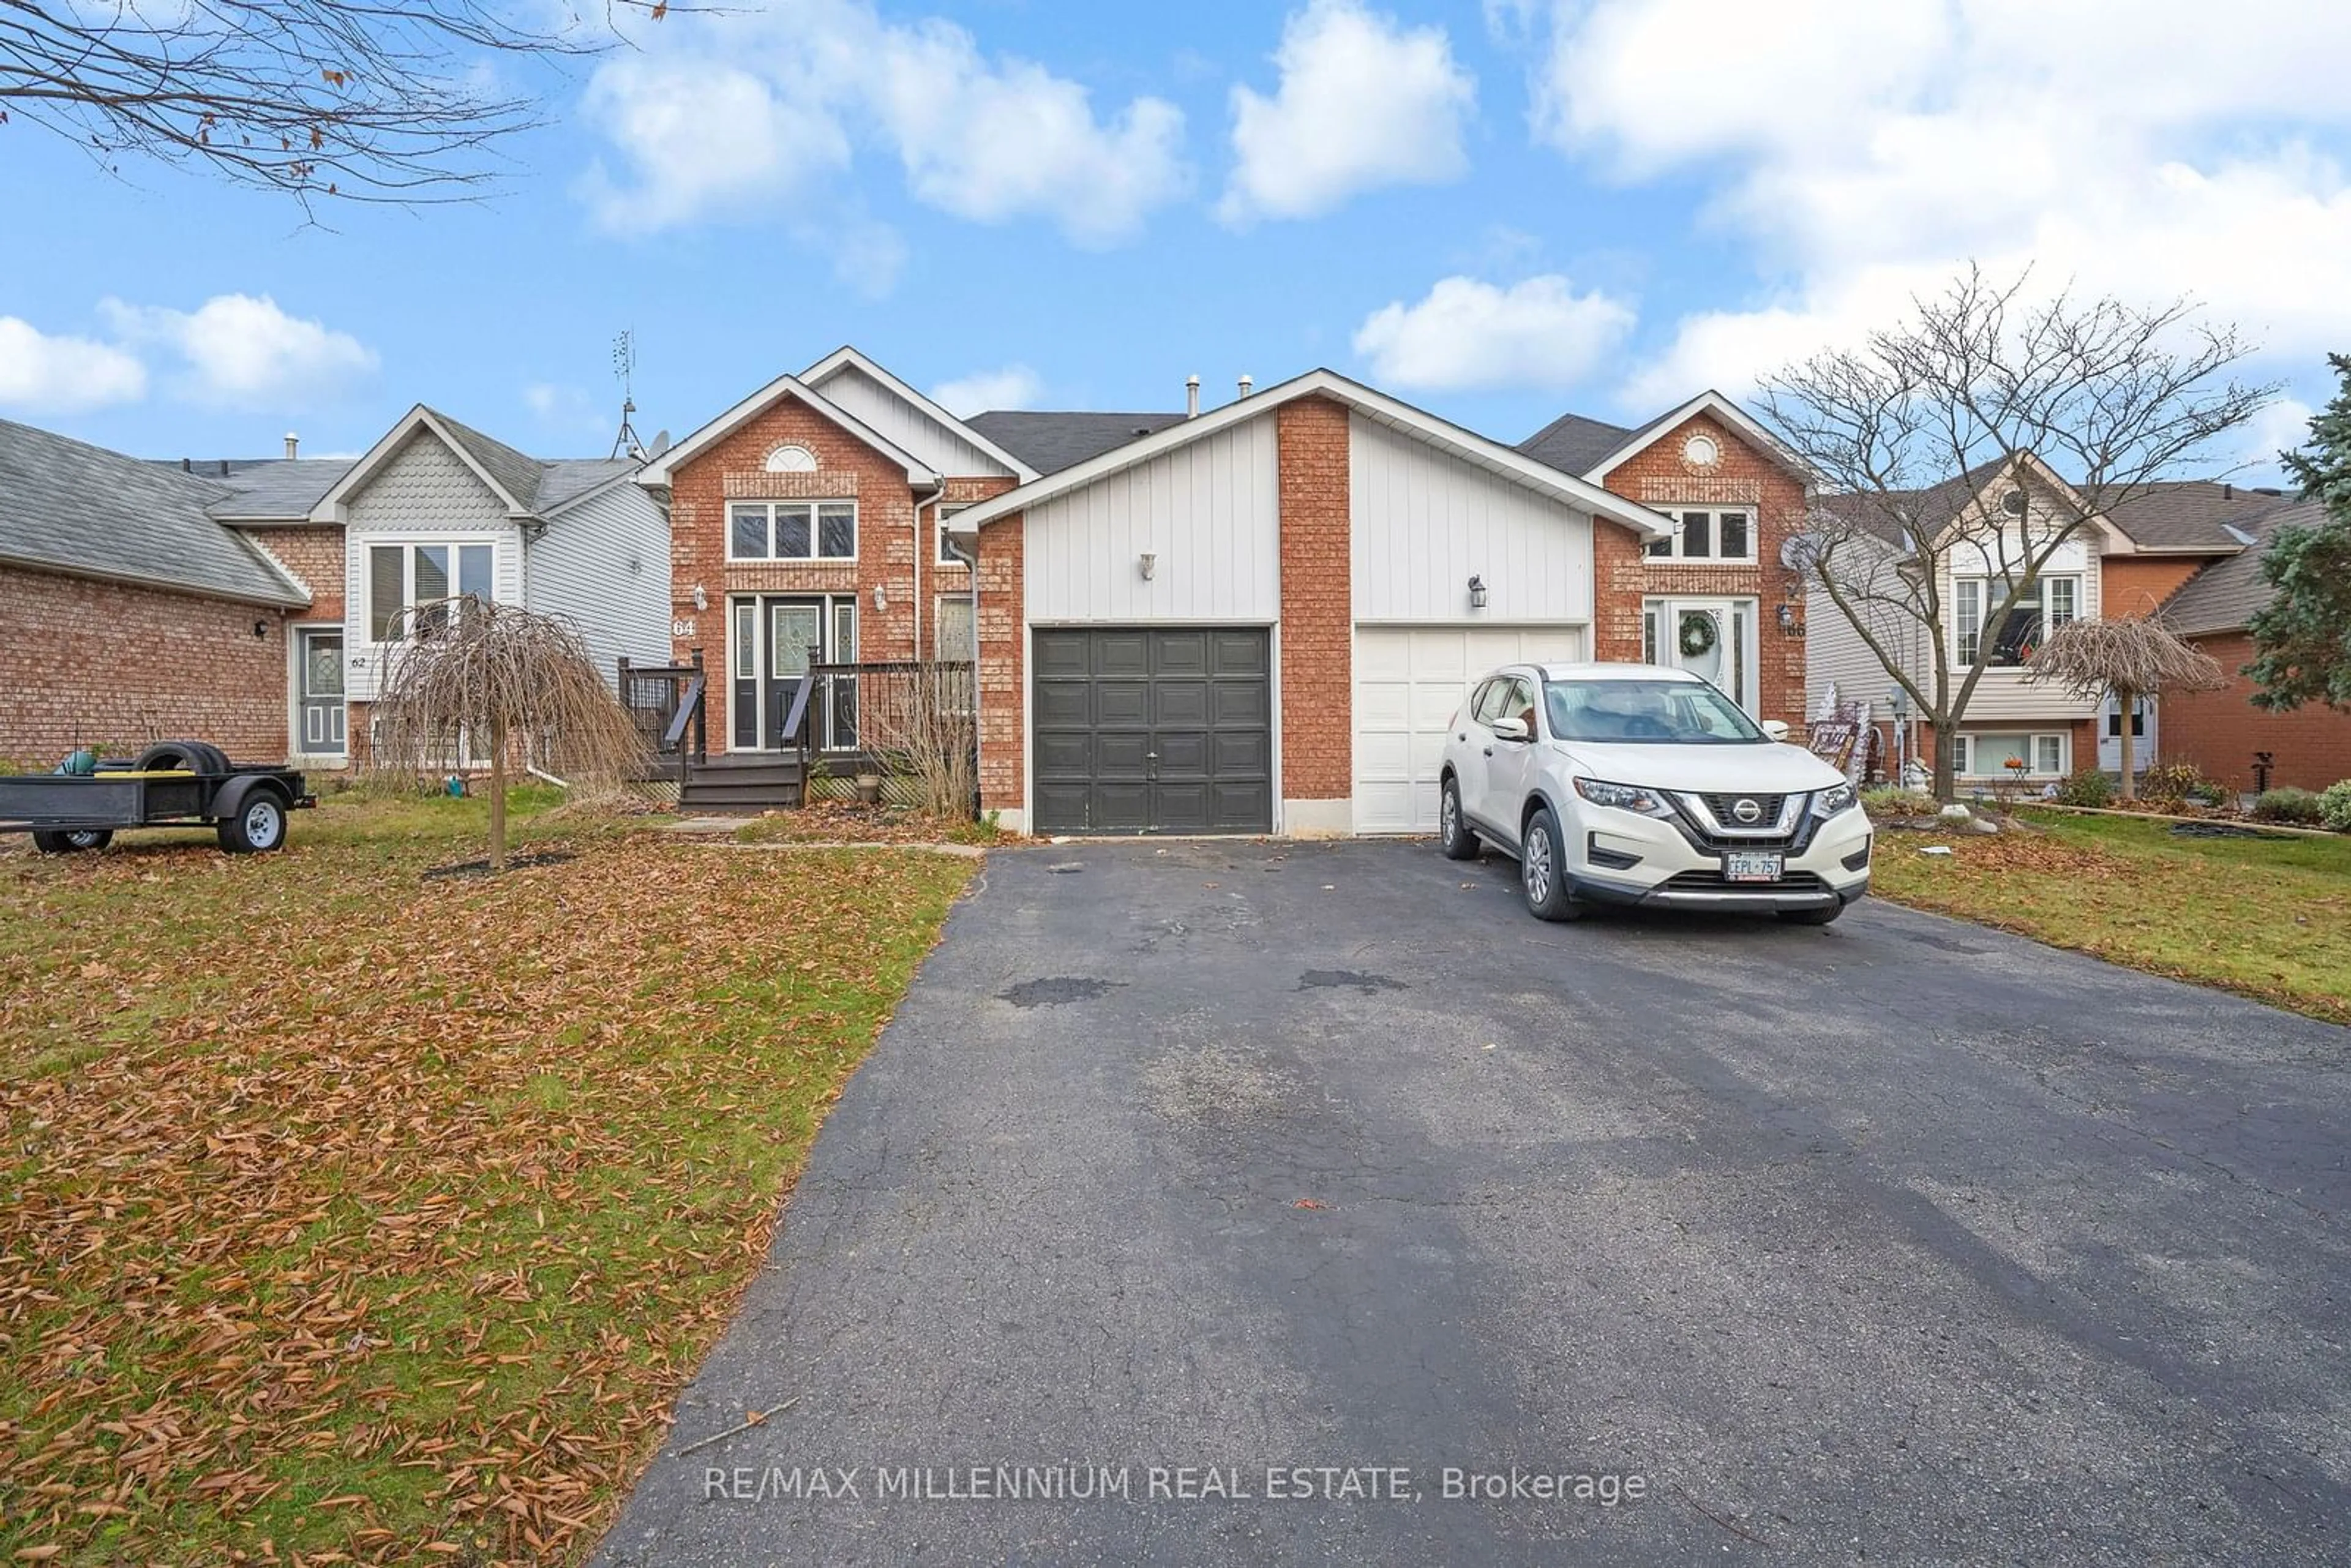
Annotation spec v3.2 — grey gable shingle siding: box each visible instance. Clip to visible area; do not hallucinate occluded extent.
[0,418,306,606]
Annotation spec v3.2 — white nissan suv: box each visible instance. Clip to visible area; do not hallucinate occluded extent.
[1436,663,1871,925]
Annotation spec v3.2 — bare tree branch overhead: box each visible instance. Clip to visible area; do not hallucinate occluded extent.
[1760,264,2279,802]
[0,0,683,204]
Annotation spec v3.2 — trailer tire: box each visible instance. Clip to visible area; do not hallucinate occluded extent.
[217,790,288,854]
[31,828,113,855]
[136,740,230,775]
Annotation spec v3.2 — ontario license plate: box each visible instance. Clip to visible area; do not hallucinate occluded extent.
[1724,851,1783,883]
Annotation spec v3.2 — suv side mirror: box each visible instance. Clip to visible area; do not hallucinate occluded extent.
[1761,719,1790,741]
[1491,716,1531,743]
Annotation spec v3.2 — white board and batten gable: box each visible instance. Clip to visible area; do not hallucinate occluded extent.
[949,367,1670,838]
[800,348,1036,483]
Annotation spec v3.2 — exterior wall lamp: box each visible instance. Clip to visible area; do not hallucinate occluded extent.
[873,584,887,612]
[1776,602,1799,632]
[1139,552,1157,582]
[1467,574,1488,610]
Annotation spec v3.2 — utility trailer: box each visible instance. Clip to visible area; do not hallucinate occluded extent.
[1,740,315,855]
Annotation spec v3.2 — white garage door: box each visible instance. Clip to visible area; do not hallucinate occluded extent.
[1352,625,1589,834]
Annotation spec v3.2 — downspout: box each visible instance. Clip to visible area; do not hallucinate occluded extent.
[959,530,983,820]
[915,476,947,659]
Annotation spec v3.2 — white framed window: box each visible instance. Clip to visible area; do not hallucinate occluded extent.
[936,502,974,566]
[369,541,492,641]
[1959,731,2069,778]
[1643,508,1755,563]
[728,500,856,562]
[1641,606,1659,664]
[1955,575,2079,666]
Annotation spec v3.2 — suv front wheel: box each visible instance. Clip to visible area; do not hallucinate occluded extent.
[1519,806,1584,922]
[1438,777,1480,860]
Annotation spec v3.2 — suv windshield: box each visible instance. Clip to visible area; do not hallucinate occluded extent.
[1544,678,1768,745]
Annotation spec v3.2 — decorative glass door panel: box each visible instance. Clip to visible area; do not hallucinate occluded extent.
[298,629,346,754]
[766,603,823,749]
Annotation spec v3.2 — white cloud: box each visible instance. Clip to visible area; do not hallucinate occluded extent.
[579,0,1189,247]
[100,293,376,409]
[930,364,1042,416]
[0,318,146,413]
[523,381,611,435]
[1512,0,2351,407]
[1218,0,1475,223]
[1352,274,1635,392]
[578,58,852,231]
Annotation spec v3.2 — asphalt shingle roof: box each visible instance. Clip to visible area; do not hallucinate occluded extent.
[2161,498,2323,637]
[2091,480,2287,552]
[429,410,550,511]
[1515,411,1635,477]
[965,411,1189,476]
[534,457,638,512]
[143,457,354,520]
[0,419,307,606]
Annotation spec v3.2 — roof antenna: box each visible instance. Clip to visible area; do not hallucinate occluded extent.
[610,329,644,460]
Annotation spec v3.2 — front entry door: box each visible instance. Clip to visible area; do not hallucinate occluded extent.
[297,629,346,755]
[1652,598,1758,713]
[766,602,823,750]
[2098,694,2153,774]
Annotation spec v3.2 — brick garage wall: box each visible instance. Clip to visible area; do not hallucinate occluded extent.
[1603,411,1808,725]
[925,475,1018,659]
[1277,396,1352,804]
[0,565,291,766]
[1591,521,1648,662]
[242,525,347,621]
[2100,557,2205,621]
[666,397,924,755]
[973,513,1026,816]
[2161,632,2351,793]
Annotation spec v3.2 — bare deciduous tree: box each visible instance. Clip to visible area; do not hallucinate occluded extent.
[1761,266,2276,801]
[368,598,647,869]
[2023,618,2225,800]
[0,0,671,204]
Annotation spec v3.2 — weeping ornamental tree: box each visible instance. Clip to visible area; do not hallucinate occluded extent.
[368,599,647,870]
[2024,619,2225,801]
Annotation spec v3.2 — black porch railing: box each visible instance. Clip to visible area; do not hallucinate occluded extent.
[618,651,707,778]
[795,661,978,813]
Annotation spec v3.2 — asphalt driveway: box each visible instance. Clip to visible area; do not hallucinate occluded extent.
[594,839,2350,1566]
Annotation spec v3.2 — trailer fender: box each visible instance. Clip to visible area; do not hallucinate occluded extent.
[209,773,290,825]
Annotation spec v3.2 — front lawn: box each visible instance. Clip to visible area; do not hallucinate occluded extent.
[0,793,972,1562]
[1871,808,2351,1024]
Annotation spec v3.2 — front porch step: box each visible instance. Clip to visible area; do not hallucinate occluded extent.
[678,756,804,814]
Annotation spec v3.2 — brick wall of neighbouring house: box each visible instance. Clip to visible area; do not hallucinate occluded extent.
[974,513,1026,815]
[2160,632,2351,792]
[241,525,348,621]
[1277,396,1352,803]
[2100,557,2208,621]
[666,397,924,755]
[0,564,291,767]
[1602,411,1808,725]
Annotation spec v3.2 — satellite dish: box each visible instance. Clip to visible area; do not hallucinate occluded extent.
[649,430,671,457]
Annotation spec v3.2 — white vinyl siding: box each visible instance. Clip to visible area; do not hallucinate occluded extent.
[1352,625,1588,834]
[530,481,672,683]
[1022,413,1280,623]
[1350,413,1595,625]
[811,364,1020,479]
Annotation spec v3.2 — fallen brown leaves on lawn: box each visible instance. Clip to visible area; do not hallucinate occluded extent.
[0,832,970,1563]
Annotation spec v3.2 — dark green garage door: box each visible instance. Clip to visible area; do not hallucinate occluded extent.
[1033,628,1272,834]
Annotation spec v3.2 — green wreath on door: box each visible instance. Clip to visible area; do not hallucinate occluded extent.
[1677,610,1719,659]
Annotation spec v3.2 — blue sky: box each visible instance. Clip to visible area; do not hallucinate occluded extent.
[4,0,2345,478]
